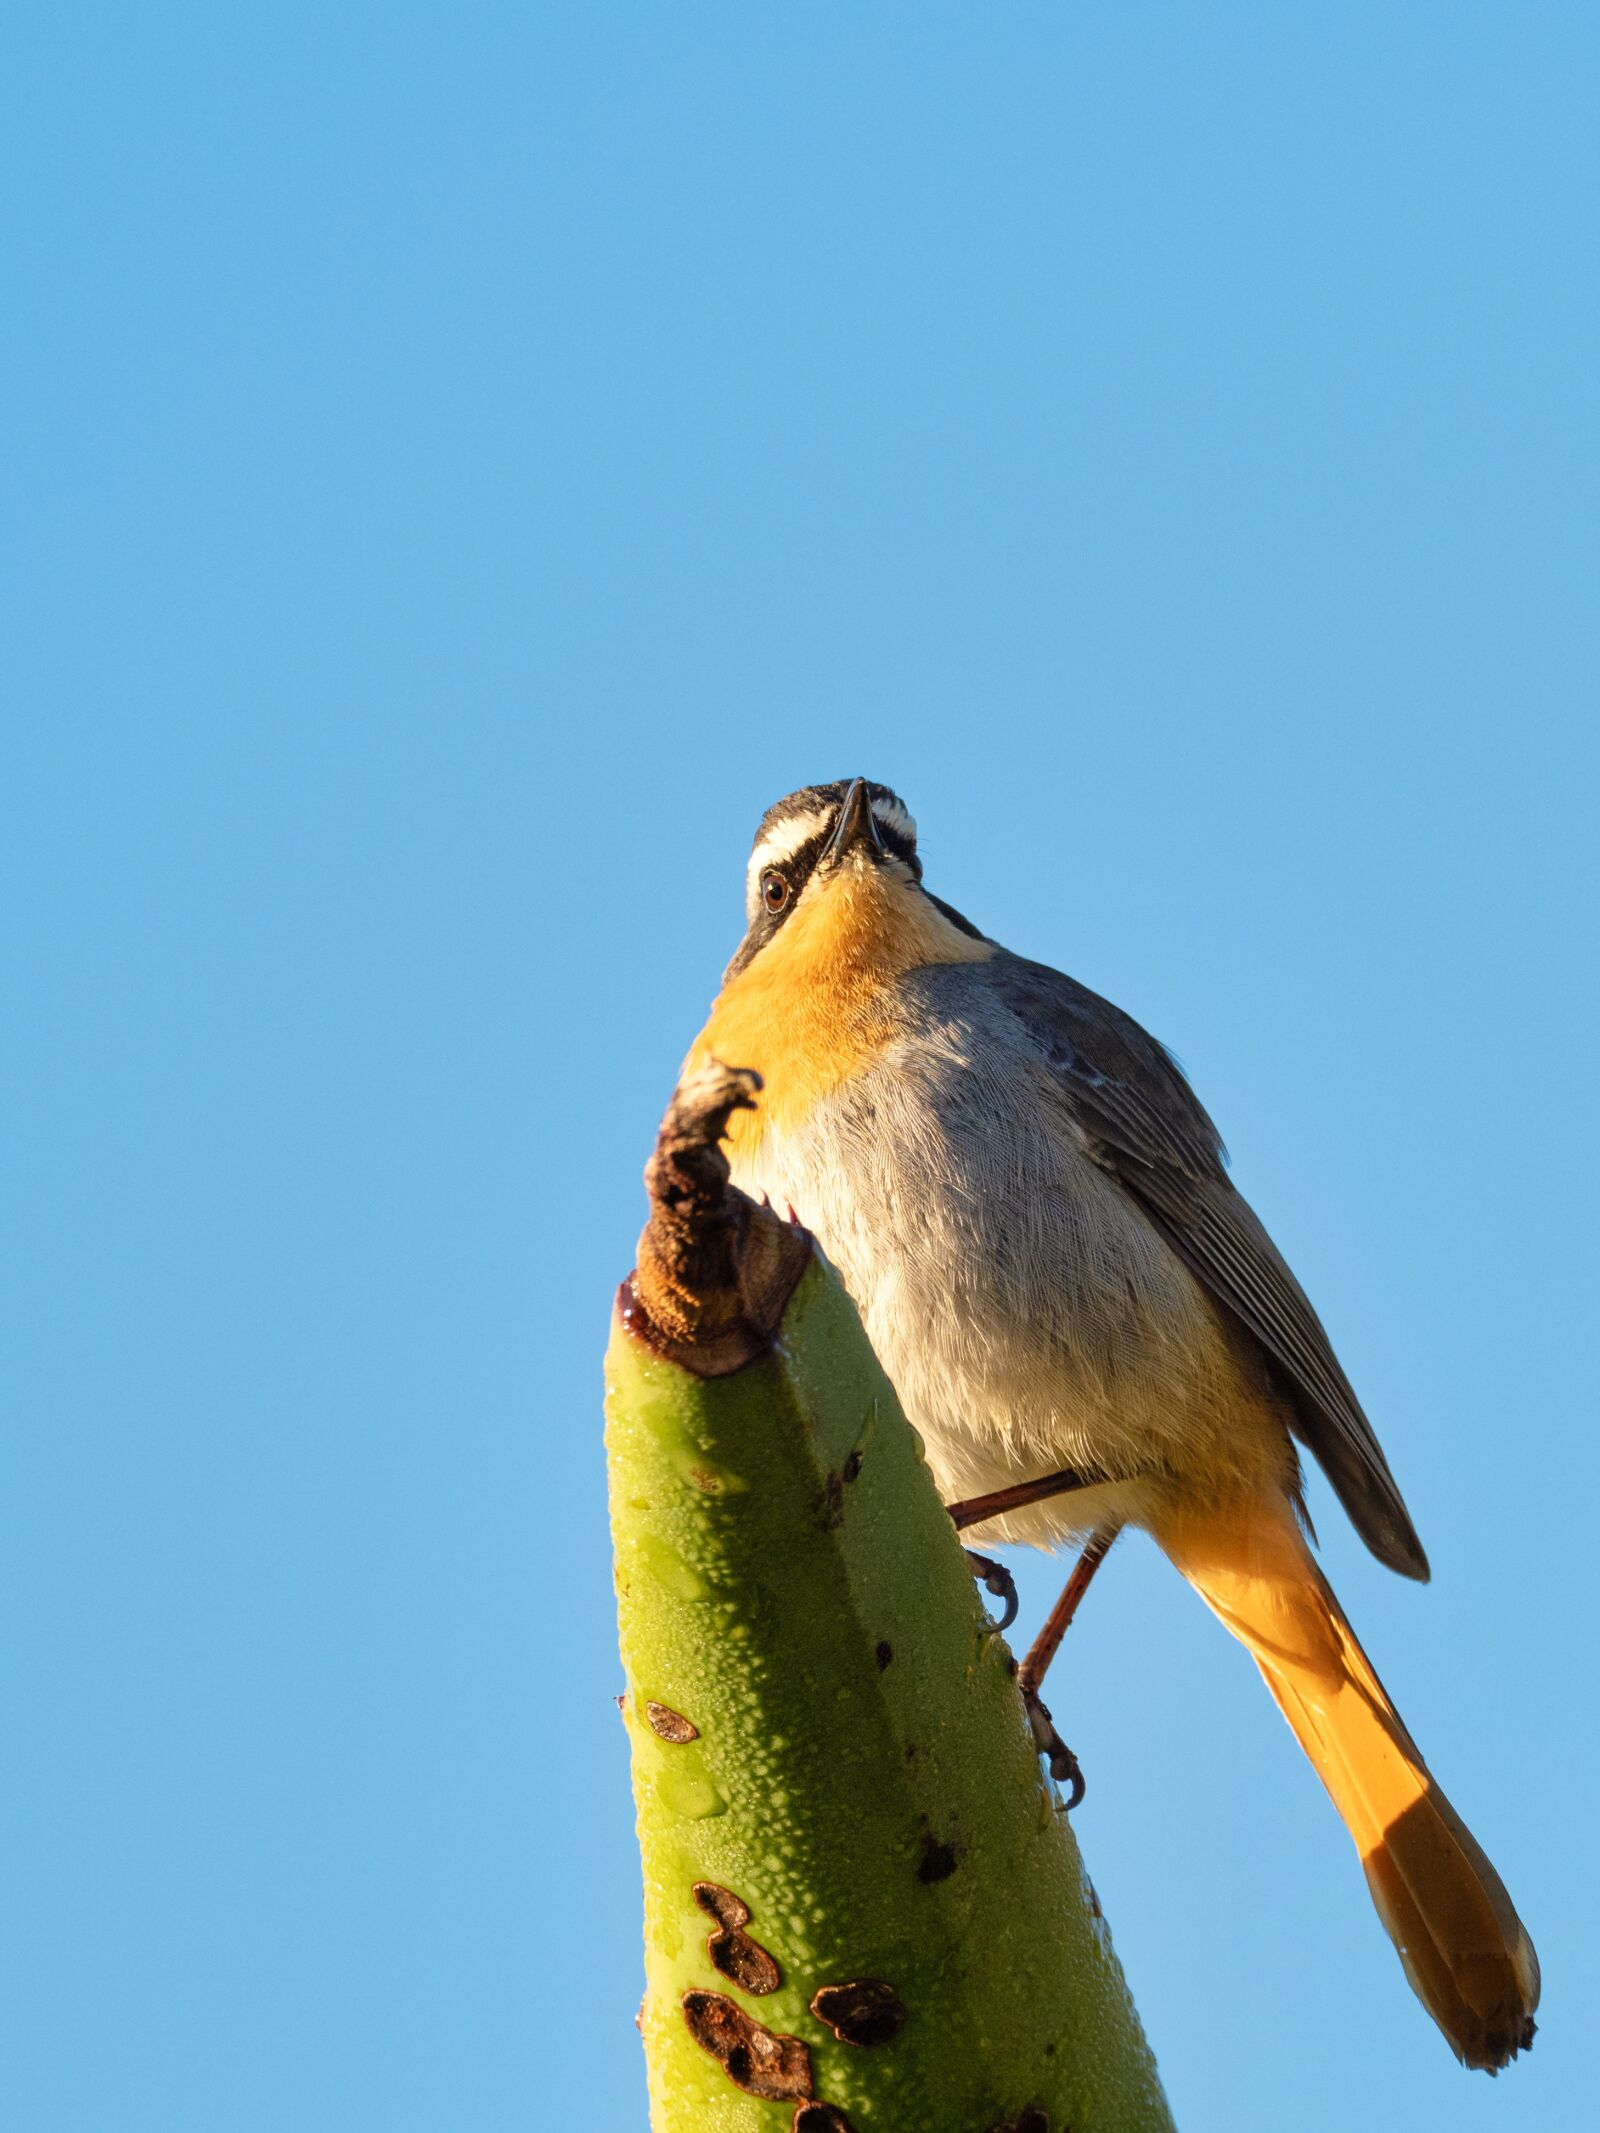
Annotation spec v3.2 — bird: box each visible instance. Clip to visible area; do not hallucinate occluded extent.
[682,775,1539,2074]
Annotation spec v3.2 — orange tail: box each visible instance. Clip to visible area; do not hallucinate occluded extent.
[1153,1497,1539,2071]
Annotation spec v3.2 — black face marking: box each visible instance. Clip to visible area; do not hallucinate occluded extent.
[723,781,922,982]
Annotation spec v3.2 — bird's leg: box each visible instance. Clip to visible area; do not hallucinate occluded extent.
[946,1461,1093,1532]
[1016,1523,1121,1700]
[947,1463,1093,1643]
[962,1549,1019,1631]
[1016,1524,1122,1811]
[945,1464,1109,1801]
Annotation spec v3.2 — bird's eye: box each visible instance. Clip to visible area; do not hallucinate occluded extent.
[760,868,790,913]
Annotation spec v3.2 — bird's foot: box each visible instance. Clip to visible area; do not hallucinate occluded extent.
[963,1548,1018,1632]
[1025,1690,1085,1810]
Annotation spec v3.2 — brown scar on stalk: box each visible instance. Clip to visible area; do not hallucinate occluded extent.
[681,1989,814,2101]
[916,1827,959,1883]
[620,1061,813,1377]
[644,1700,699,1743]
[793,2105,856,2132]
[692,1881,782,1996]
[808,1977,908,2049]
[813,1444,866,1530]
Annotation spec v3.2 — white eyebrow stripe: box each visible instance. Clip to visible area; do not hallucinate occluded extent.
[747,809,832,892]
[745,793,921,920]
[871,794,917,845]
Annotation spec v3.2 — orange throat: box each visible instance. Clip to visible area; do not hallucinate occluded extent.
[684,865,993,1158]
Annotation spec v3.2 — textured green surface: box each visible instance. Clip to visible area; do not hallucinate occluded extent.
[605,1255,1174,2132]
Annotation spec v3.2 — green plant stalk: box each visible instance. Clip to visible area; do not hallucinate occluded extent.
[606,1076,1174,2132]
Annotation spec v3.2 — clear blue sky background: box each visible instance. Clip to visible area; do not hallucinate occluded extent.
[4,7,1595,2130]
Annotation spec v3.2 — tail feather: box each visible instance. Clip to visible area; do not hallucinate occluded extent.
[1154,1498,1539,2072]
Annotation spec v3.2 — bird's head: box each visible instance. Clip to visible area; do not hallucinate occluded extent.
[723,778,984,986]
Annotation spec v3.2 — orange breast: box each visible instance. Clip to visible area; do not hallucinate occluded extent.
[684,868,992,1157]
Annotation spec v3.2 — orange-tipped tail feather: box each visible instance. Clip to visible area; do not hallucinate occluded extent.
[1153,1497,1539,2071]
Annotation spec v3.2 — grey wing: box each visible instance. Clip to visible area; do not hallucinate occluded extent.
[990,951,1429,1580]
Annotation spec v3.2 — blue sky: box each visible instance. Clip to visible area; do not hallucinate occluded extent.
[4,7,1595,2129]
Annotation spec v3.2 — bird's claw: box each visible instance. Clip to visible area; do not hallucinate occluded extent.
[963,1548,1019,1632]
[1026,1691,1086,1810]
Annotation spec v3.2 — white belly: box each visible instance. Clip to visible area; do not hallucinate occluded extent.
[729,1026,1273,1551]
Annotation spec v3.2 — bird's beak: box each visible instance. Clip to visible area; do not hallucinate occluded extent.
[821,779,883,866]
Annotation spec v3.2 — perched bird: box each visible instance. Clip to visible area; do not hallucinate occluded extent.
[684,776,1539,2073]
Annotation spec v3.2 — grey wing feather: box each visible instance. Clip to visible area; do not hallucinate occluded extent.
[990,951,1429,1580]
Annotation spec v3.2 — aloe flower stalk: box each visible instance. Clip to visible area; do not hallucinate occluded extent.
[605,1062,1174,2133]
